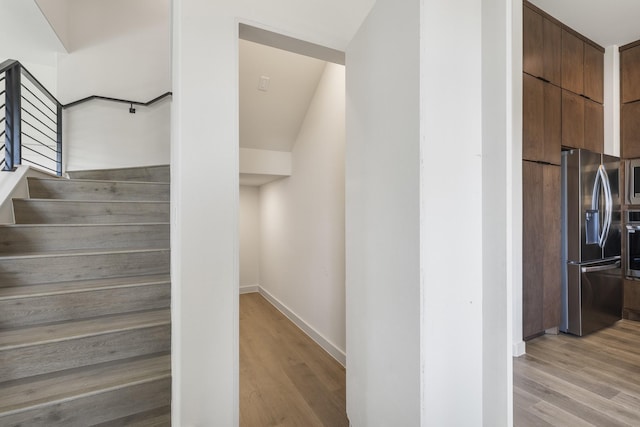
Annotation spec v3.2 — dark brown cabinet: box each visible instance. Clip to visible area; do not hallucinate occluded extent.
[523,161,561,339]
[561,90,603,153]
[523,73,561,164]
[562,29,604,103]
[620,42,640,159]
[622,101,640,159]
[621,44,640,104]
[523,5,561,85]
[584,42,604,104]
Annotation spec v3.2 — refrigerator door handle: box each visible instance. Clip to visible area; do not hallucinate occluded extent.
[581,260,621,273]
[592,164,613,249]
[600,164,613,249]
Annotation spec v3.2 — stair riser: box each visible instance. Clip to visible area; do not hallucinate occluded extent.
[13,200,170,224]
[0,224,170,253]
[93,406,171,427]
[28,178,170,202]
[0,376,171,426]
[67,166,170,183]
[0,250,170,286]
[0,325,170,382]
[0,283,170,328]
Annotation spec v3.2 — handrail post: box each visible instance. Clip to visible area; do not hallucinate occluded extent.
[4,64,21,170]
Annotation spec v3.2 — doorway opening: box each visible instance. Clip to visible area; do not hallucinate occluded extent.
[237,24,347,426]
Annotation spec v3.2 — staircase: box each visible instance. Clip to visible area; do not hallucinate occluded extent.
[0,165,171,426]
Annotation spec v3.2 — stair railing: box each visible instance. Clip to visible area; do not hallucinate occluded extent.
[0,59,62,175]
[0,59,172,177]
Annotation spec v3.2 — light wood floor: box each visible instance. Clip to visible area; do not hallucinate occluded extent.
[514,320,640,426]
[240,293,348,427]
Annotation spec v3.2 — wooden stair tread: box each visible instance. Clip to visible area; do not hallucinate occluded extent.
[0,309,170,350]
[29,177,171,186]
[0,274,171,300]
[0,353,170,415]
[27,178,169,202]
[0,222,170,229]
[0,247,169,261]
[13,198,171,204]
[66,165,170,183]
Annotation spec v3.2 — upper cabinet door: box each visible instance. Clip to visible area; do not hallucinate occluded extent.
[584,43,604,103]
[523,74,561,164]
[523,6,543,78]
[621,44,640,103]
[562,29,584,95]
[523,6,561,85]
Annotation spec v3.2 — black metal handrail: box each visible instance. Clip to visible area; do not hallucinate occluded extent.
[63,92,173,110]
[0,59,62,175]
[0,59,172,177]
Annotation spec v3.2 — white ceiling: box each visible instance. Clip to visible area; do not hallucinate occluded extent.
[529,0,640,47]
[239,39,326,152]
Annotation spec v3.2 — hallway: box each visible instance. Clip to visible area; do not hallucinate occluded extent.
[239,293,347,426]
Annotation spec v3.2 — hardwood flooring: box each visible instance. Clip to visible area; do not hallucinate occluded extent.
[514,320,640,426]
[240,293,348,427]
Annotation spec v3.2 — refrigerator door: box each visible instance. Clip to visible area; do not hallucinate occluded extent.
[603,154,622,259]
[563,260,622,336]
[565,149,603,263]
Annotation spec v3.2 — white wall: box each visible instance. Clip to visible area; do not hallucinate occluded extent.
[0,0,64,95]
[346,0,421,424]
[259,62,346,361]
[172,0,373,424]
[58,0,171,171]
[239,185,260,289]
[604,46,621,157]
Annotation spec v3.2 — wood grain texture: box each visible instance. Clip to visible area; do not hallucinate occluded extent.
[12,199,170,224]
[584,99,604,154]
[621,101,640,159]
[0,281,170,328]
[0,375,171,426]
[0,165,172,424]
[562,29,584,95]
[0,324,170,382]
[93,406,171,427]
[562,90,585,149]
[0,354,170,414]
[621,44,640,104]
[0,223,169,254]
[240,293,347,427]
[523,162,561,338]
[514,320,640,426]
[0,249,170,286]
[66,165,170,183]
[27,177,170,201]
[583,42,603,103]
[523,5,561,86]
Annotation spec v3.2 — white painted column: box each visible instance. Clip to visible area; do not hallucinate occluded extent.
[604,46,620,157]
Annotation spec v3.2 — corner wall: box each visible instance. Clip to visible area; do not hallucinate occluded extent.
[259,63,346,361]
[346,0,421,423]
[239,185,260,290]
[58,0,171,171]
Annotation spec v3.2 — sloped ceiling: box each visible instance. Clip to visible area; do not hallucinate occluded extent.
[0,0,66,62]
[529,0,640,47]
[239,39,326,152]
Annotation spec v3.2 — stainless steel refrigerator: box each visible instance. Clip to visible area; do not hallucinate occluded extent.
[561,149,622,336]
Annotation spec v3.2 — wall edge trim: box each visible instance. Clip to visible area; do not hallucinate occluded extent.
[255,286,346,366]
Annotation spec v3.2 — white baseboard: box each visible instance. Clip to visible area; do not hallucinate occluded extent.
[257,286,346,367]
[239,285,259,294]
[512,340,526,357]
